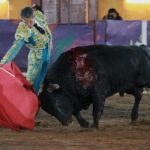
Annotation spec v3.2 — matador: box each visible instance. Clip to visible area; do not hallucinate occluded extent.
[0,7,52,93]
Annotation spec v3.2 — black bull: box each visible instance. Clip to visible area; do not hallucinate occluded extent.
[39,45,150,128]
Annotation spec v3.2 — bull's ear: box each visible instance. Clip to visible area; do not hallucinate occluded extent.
[47,84,60,93]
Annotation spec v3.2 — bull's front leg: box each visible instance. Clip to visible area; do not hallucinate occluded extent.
[91,96,105,128]
[91,84,107,129]
[73,111,89,128]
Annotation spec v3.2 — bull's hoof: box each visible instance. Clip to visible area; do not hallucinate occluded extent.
[80,120,89,128]
[62,123,69,126]
[90,123,99,129]
[131,120,137,123]
[131,112,138,121]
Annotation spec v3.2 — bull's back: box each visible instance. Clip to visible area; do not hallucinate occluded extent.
[84,45,148,91]
[71,45,148,91]
[49,45,149,91]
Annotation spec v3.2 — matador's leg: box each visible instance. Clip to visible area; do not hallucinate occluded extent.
[26,50,42,93]
[26,44,50,93]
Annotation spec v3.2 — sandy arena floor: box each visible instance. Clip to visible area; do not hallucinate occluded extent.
[0,94,150,150]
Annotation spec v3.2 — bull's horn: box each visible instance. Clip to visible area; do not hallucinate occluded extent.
[47,84,60,93]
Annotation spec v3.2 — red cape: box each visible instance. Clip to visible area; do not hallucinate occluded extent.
[0,62,39,130]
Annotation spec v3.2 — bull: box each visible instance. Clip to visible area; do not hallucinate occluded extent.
[39,45,150,128]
